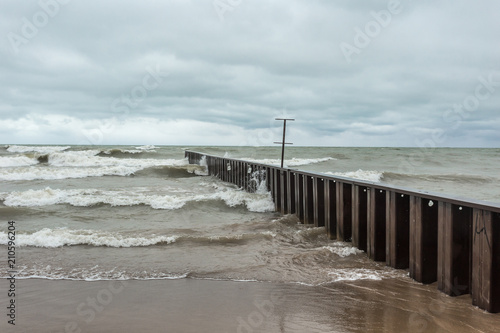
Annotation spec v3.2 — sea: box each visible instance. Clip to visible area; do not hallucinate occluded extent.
[1,145,500,332]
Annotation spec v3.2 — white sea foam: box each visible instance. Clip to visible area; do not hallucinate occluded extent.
[7,145,70,154]
[0,228,178,248]
[135,145,158,150]
[0,155,39,167]
[48,150,183,168]
[195,155,209,176]
[240,157,335,167]
[328,268,384,282]
[0,165,141,181]
[2,185,275,212]
[325,170,383,182]
[0,148,188,180]
[323,243,364,257]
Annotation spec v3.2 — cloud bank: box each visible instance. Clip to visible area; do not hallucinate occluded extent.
[1,0,499,146]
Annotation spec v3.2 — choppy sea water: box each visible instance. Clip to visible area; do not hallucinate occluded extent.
[1,145,499,283]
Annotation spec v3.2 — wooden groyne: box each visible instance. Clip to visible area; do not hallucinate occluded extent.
[185,150,500,313]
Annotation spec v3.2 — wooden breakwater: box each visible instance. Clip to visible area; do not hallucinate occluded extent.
[185,150,500,313]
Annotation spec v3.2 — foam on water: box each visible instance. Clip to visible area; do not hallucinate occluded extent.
[135,145,158,150]
[322,243,364,258]
[2,184,275,212]
[0,155,39,167]
[325,170,384,182]
[0,165,141,181]
[6,145,71,154]
[0,148,189,180]
[48,150,183,168]
[0,228,277,248]
[327,268,403,282]
[1,266,189,281]
[0,228,178,248]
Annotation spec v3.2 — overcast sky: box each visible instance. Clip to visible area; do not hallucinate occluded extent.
[1,0,499,147]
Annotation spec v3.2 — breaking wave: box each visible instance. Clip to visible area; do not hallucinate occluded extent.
[0,228,178,248]
[0,228,276,248]
[0,155,39,167]
[1,185,275,212]
[0,147,188,180]
[324,170,384,182]
[6,145,71,154]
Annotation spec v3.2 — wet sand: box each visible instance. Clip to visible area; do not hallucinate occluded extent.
[1,277,499,333]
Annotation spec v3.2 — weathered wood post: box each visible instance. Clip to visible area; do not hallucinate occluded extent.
[313,177,325,227]
[336,182,352,241]
[409,196,438,284]
[280,170,288,214]
[325,180,337,239]
[386,191,410,269]
[352,185,368,252]
[287,171,296,214]
[437,203,472,296]
[367,188,386,261]
[303,175,314,224]
[471,209,500,313]
[274,168,281,212]
[295,173,305,221]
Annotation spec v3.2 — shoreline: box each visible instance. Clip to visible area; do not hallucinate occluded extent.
[1,277,499,333]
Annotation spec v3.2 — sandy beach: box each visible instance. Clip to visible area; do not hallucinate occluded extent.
[2,277,500,333]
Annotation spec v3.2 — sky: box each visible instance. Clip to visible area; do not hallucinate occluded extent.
[1,0,499,147]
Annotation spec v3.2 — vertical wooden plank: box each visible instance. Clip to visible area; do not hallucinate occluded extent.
[352,185,368,252]
[409,196,438,284]
[368,189,386,261]
[386,192,410,269]
[274,168,281,212]
[472,210,500,313]
[295,173,304,222]
[287,172,296,214]
[325,180,337,239]
[269,167,275,203]
[280,170,287,215]
[303,175,314,224]
[336,183,352,242]
[313,177,325,227]
[438,203,472,296]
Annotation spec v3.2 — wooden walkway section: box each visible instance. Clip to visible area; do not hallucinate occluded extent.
[185,150,500,313]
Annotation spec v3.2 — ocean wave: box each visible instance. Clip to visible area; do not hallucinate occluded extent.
[324,170,384,182]
[0,228,178,248]
[0,165,141,181]
[0,155,39,167]
[6,145,70,154]
[239,157,336,167]
[2,185,275,212]
[99,148,145,156]
[0,149,189,180]
[135,145,158,150]
[0,228,276,248]
[47,150,181,168]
